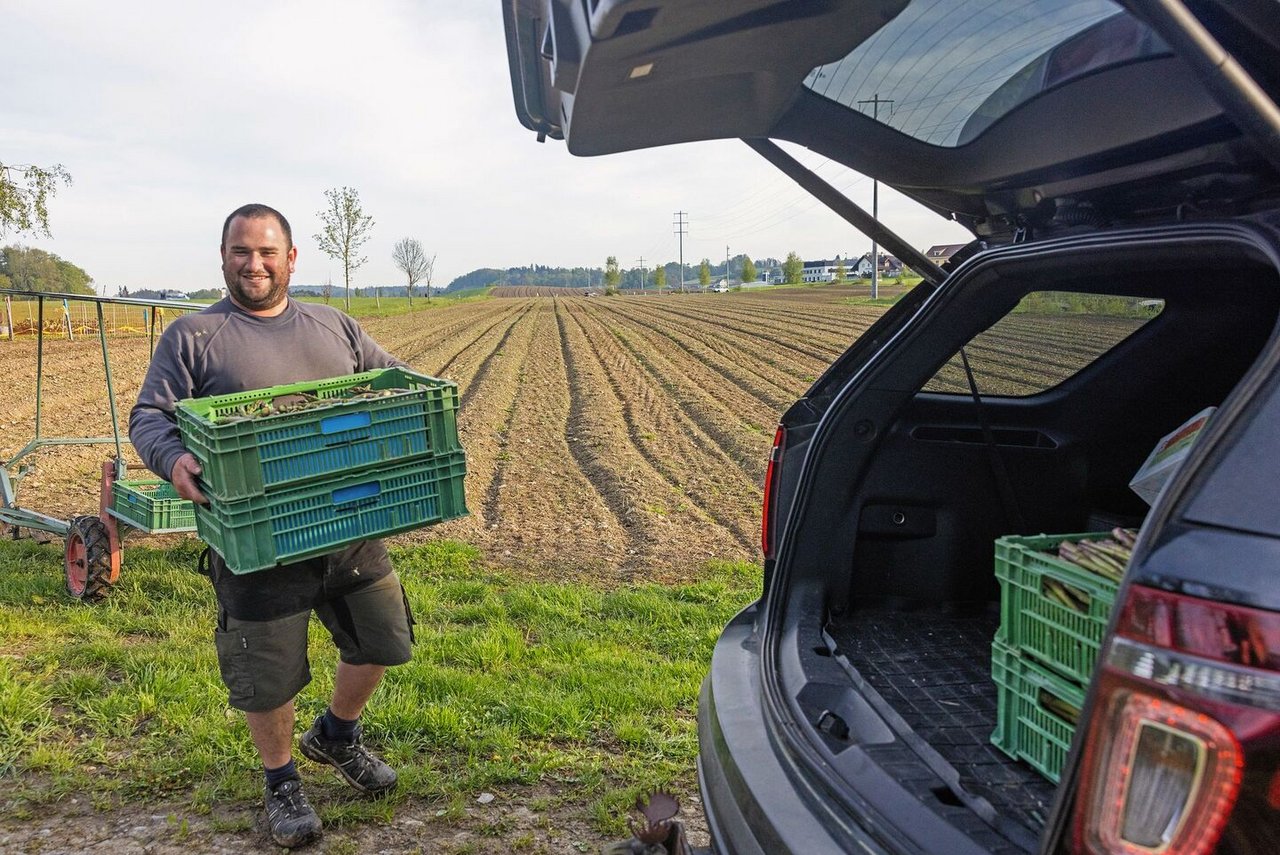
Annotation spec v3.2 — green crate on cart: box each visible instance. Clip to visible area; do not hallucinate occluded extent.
[990,639,1086,784]
[176,367,460,502]
[195,451,467,574]
[110,479,197,532]
[994,532,1120,684]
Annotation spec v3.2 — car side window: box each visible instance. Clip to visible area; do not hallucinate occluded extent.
[923,290,1164,396]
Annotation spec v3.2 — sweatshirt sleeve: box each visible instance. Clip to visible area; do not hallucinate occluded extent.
[350,318,410,371]
[128,326,198,482]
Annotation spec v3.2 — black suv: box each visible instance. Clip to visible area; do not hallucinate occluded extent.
[503,2,1280,853]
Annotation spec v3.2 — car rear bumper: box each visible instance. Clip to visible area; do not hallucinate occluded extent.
[696,604,861,855]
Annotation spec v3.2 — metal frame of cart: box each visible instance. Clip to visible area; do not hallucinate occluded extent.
[0,288,204,601]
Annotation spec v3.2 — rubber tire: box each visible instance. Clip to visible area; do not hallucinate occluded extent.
[64,515,113,602]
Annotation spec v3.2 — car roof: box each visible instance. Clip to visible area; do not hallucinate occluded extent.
[504,0,1280,242]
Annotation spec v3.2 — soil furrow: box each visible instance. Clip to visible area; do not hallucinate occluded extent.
[458,303,536,409]
[578,303,779,474]
[564,303,760,554]
[606,301,806,409]
[551,300,651,575]
[469,302,633,579]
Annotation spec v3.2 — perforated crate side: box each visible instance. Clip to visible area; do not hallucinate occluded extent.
[990,639,1086,784]
[995,532,1120,684]
[195,451,467,573]
[176,368,460,501]
[111,479,197,532]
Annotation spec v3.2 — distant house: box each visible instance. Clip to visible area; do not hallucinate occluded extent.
[854,253,903,278]
[801,257,853,283]
[925,243,967,266]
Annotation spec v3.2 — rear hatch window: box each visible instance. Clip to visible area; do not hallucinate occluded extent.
[924,290,1164,396]
[805,0,1167,147]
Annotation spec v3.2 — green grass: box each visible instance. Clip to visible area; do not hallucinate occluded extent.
[0,538,759,836]
[293,288,491,319]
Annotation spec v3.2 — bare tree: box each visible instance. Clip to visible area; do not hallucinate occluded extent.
[391,238,433,308]
[422,252,436,303]
[313,186,374,312]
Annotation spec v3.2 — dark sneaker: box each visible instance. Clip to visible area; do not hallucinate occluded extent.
[264,778,322,848]
[300,716,398,794]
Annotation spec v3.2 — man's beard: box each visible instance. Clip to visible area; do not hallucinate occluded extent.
[225,269,290,311]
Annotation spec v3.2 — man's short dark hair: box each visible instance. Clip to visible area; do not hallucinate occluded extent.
[222,204,293,249]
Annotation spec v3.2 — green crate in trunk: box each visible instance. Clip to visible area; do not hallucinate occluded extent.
[990,639,1086,784]
[994,532,1120,684]
[176,368,460,502]
[195,451,467,574]
[110,479,197,533]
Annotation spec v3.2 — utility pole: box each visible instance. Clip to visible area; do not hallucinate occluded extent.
[725,245,730,288]
[637,256,646,292]
[673,211,688,293]
[857,94,893,300]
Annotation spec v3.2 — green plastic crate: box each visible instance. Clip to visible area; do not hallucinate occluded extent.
[195,451,468,574]
[990,639,1086,784]
[994,532,1120,684]
[110,479,197,533]
[176,368,460,502]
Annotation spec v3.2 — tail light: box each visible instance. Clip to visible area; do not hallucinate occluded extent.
[1072,584,1280,854]
[761,425,784,559]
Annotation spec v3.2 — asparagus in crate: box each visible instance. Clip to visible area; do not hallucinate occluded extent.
[1054,528,1137,584]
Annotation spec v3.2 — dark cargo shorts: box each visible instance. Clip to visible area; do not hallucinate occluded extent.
[213,570,415,712]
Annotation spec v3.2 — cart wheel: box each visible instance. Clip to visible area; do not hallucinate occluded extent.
[64,515,113,602]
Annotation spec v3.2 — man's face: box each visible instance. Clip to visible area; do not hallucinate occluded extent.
[221,215,296,312]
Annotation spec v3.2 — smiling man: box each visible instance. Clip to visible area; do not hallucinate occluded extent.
[129,203,415,849]
[220,209,294,314]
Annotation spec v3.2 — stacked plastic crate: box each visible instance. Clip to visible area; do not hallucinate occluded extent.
[110,479,197,533]
[176,368,467,574]
[991,533,1121,782]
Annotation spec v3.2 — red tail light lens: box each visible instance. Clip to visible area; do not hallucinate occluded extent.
[761,425,784,558]
[1073,585,1280,854]
[1078,690,1242,854]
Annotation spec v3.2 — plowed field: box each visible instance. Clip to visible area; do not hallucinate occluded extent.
[0,288,1143,583]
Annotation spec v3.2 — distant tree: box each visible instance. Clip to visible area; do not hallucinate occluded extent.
[835,257,847,282]
[313,186,374,312]
[421,251,436,302]
[653,264,666,290]
[604,256,621,295]
[0,245,93,294]
[392,237,433,307]
[699,258,711,287]
[783,251,803,284]
[1,161,71,237]
[742,256,757,284]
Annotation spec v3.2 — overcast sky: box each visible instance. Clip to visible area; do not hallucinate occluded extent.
[4,1,971,293]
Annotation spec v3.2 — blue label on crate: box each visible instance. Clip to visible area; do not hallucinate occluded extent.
[320,411,373,435]
[332,481,381,506]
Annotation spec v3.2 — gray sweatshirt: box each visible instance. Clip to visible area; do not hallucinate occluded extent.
[129,297,407,481]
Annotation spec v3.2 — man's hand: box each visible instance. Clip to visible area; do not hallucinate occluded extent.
[170,453,209,505]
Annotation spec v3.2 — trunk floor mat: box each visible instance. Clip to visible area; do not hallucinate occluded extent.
[826,608,1059,839]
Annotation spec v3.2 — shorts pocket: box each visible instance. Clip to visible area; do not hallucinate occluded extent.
[213,610,311,712]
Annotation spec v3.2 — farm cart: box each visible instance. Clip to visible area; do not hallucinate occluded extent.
[0,288,202,601]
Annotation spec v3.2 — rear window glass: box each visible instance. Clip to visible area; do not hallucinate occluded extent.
[805,0,1168,147]
[923,291,1164,396]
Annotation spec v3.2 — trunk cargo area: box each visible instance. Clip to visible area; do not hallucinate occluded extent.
[826,607,1059,841]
